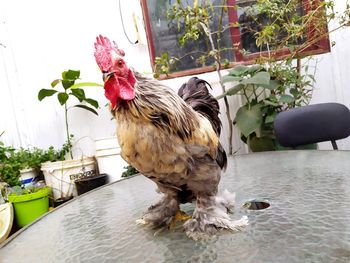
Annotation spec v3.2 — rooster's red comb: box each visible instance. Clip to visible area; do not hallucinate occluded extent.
[94,35,125,72]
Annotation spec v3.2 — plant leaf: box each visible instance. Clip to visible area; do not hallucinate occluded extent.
[241,71,270,86]
[265,112,277,124]
[62,80,75,90]
[247,64,264,73]
[279,94,295,103]
[38,89,58,101]
[57,92,69,105]
[73,105,99,115]
[70,82,103,89]
[228,65,249,76]
[51,79,61,88]
[222,75,242,83]
[234,104,263,137]
[85,98,99,108]
[216,84,244,99]
[263,99,279,107]
[226,84,244,96]
[62,70,80,80]
[248,136,275,152]
[71,88,86,101]
[260,79,280,90]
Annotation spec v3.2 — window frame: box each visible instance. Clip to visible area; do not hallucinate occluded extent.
[140,0,330,79]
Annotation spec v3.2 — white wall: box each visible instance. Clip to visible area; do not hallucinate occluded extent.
[0,0,349,157]
[0,0,153,157]
[309,0,350,149]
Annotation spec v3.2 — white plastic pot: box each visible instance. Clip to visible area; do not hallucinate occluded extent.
[19,168,37,188]
[41,157,96,201]
[95,137,128,183]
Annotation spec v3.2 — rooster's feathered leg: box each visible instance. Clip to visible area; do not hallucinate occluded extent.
[183,190,248,240]
[137,185,180,228]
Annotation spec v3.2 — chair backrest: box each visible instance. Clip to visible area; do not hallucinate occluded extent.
[274,103,350,149]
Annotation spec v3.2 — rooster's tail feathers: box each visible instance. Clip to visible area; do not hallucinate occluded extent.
[179,77,227,170]
[178,77,221,135]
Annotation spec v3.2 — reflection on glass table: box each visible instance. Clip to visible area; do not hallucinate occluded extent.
[1,150,349,263]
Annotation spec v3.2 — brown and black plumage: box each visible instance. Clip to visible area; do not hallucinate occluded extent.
[94,35,248,240]
[178,77,227,170]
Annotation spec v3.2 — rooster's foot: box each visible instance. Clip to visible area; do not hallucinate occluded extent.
[168,210,192,229]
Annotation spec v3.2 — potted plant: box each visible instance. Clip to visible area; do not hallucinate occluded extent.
[38,69,103,202]
[153,0,350,154]
[220,63,318,151]
[0,139,70,187]
[0,141,21,187]
[7,185,51,227]
[1,142,51,187]
[217,0,350,152]
[0,143,60,227]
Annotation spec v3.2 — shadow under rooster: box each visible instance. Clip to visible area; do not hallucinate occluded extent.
[94,35,248,240]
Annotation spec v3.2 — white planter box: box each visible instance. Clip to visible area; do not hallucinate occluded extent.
[95,137,128,183]
[41,157,96,201]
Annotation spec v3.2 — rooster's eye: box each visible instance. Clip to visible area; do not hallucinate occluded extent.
[118,60,123,66]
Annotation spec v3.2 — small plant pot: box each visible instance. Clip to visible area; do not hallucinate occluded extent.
[41,157,96,201]
[19,168,37,188]
[75,173,108,195]
[7,187,51,227]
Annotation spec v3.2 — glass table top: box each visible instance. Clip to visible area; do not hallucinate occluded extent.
[1,150,349,263]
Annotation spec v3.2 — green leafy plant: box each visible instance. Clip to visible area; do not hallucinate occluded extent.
[121,165,139,178]
[0,142,19,186]
[220,61,314,151]
[9,185,49,196]
[0,141,70,187]
[38,70,102,159]
[154,0,350,153]
[218,0,347,151]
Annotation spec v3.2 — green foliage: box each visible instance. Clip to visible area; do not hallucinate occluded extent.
[167,0,212,46]
[38,70,102,158]
[38,70,101,114]
[154,53,175,77]
[222,61,314,151]
[9,185,49,196]
[121,165,139,178]
[0,142,20,186]
[155,0,232,76]
[0,140,71,187]
[153,0,350,153]
[241,0,350,60]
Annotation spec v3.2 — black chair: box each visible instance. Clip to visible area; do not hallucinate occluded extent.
[274,103,350,150]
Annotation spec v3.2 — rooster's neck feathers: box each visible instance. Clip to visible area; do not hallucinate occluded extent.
[113,71,199,141]
[112,70,227,170]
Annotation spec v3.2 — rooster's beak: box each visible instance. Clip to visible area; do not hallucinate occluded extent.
[102,72,114,82]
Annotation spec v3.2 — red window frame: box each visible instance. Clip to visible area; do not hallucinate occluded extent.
[140,0,330,79]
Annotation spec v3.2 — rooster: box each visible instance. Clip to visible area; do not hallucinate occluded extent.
[94,35,248,240]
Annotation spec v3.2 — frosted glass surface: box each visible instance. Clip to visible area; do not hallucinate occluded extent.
[1,151,350,263]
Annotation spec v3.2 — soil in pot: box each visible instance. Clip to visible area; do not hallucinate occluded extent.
[75,173,108,195]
